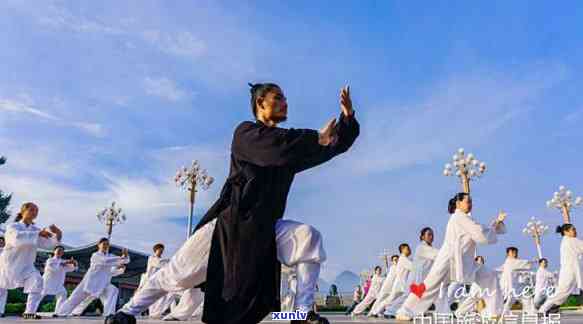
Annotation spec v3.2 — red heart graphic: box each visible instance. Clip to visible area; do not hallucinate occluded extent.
[410,283,426,298]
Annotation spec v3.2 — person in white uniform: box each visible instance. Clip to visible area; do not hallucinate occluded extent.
[70,264,127,316]
[350,266,384,315]
[0,202,62,319]
[57,238,129,317]
[539,224,583,315]
[534,258,555,309]
[383,228,439,317]
[396,193,507,321]
[40,246,78,316]
[142,243,177,319]
[368,244,413,317]
[497,247,536,315]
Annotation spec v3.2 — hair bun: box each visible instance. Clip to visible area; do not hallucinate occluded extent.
[556,225,563,234]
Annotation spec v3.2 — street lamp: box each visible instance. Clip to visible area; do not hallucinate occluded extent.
[443,148,487,193]
[546,185,583,224]
[97,202,126,240]
[378,249,391,273]
[522,217,549,259]
[174,160,214,239]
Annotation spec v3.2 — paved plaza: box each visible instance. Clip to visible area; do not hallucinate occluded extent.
[1,312,582,323]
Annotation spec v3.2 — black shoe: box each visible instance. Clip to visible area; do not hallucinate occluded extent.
[546,304,561,315]
[22,313,41,320]
[290,311,329,324]
[0,313,4,318]
[105,312,137,324]
[163,317,179,321]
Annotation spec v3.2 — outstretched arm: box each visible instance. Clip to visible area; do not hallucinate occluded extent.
[294,86,360,173]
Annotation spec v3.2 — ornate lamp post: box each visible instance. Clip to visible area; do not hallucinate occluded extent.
[522,217,549,259]
[97,202,126,240]
[443,148,487,193]
[174,160,214,239]
[378,248,391,273]
[546,185,582,224]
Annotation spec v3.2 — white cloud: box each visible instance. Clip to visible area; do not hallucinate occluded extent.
[37,4,123,35]
[143,77,189,102]
[142,30,207,59]
[0,97,106,138]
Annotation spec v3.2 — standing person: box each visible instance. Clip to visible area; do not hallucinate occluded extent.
[395,193,507,321]
[351,266,384,315]
[57,238,129,317]
[41,246,78,316]
[107,83,359,324]
[497,247,536,315]
[70,265,127,317]
[539,224,583,315]
[144,244,176,319]
[534,258,555,309]
[362,255,398,317]
[383,228,439,317]
[344,285,362,315]
[368,244,413,317]
[0,202,62,319]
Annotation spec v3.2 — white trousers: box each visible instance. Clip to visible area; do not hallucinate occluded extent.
[162,288,202,321]
[502,286,535,315]
[369,290,403,316]
[0,271,44,314]
[397,263,503,318]
[57,284,119,317]
[149,292,177,319]
[39,291,68,314]
[121,218,326,316]
[539,274,578,313]
[351,290,378,315]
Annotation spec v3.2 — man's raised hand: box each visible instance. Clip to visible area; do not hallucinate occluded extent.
[318,118,337,146]
[340,85,354,117]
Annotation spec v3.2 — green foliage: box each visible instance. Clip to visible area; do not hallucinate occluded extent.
[562,295,583,307]
[7,289,26,303]
[5,303,25,315]
[40,300,56,312]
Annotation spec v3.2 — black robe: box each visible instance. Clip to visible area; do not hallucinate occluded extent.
[194,112,359,324]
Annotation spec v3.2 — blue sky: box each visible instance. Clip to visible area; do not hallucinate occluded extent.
[1,1,583,283]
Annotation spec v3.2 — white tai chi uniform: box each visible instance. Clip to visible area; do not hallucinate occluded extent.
[384,242,439,316]
[369,254,413,316]
[120,217,326,316]
[360,264,395,316]
[281,270,298,312]
[144,256,177,319]
[396,209,506,318]
[539,236,583,313]
[534,267,555,309]
[498,258,535,314]
[0,222,59,314]
[57,251,129,317]
[351,272,385,315]
[69,266,126,316]
[40,256,77,314]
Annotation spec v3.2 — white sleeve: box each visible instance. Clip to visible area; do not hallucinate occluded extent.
[38,233,59,250]
[400,257,414,272]
[44,258,61,272]
[416,245,439,260]
[574,238,583,255]
[458,216,498,245]
[91,253,127,267]
[110,266,125,277]
[4,225,36,248]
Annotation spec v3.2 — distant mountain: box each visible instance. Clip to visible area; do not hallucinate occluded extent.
[332,270,360,292]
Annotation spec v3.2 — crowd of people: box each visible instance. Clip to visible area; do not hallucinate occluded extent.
[345,192,581,321]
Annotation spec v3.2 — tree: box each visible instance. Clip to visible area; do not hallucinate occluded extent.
[0,156,12,224]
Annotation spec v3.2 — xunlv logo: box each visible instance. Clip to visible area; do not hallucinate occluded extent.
[271,311,308,320]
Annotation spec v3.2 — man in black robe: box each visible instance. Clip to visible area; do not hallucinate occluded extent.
[106,83,359,324]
